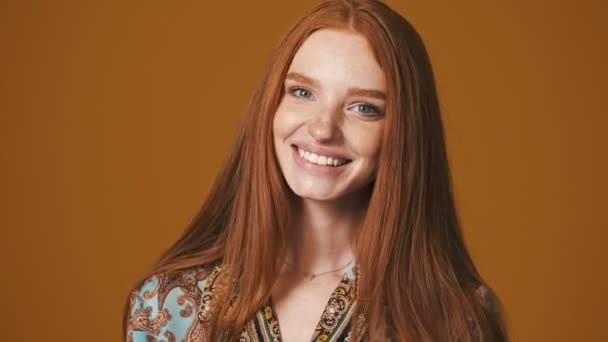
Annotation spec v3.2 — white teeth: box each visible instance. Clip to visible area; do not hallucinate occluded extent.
[296,147,348,167]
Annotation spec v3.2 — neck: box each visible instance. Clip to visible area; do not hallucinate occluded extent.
[285,188,370,274]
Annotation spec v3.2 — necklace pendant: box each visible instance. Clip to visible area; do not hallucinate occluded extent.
[306,273,315,280]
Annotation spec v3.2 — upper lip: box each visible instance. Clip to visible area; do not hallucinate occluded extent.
[292,143,352,161]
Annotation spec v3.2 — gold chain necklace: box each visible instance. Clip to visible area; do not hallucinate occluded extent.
[285,258,354,280]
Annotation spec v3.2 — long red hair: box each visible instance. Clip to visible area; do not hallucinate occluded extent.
[124,0,508,340]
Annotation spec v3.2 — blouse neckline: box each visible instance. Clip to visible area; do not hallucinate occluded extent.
[259,263,359,341]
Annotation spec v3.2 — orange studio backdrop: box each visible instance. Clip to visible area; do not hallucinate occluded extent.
[1,0,606,341]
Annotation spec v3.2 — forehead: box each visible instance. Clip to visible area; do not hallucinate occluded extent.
[287,29,386,91]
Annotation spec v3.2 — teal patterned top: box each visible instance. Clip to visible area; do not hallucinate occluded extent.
[126,264,359,341]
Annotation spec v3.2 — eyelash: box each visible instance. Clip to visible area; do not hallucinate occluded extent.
[287,86,382,116]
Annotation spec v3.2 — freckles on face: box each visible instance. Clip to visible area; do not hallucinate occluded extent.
[272,29,387,201]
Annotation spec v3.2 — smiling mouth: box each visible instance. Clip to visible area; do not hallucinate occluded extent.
[291,145,352,167]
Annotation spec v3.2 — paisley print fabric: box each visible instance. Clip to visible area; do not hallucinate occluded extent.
[126,264,359,341]
[127,265,215,342]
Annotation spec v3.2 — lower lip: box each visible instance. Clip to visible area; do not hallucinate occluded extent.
[291,145,350,176]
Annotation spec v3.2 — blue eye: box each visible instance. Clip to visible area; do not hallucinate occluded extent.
[355,103,379,115]
[290,87,313,99]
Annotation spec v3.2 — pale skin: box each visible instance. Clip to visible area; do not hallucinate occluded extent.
[271,29,387,341]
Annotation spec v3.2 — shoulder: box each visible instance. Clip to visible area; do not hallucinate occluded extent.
[470,281,508,341]
[473,282,501,315]
[126,264,218,342]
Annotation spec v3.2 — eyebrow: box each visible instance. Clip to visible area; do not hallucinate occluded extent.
[285,72,386,101]
[348,87,386,100]
[285,72,320,88]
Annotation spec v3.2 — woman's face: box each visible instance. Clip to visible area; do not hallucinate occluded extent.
[273,29,386,201]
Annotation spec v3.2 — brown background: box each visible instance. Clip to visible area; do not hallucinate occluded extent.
[2,0,606,340]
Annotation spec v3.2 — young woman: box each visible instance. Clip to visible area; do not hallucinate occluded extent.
[124,0,508,341]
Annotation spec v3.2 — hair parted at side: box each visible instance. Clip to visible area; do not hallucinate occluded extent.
[123,0,508,341]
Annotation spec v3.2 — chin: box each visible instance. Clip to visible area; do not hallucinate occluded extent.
[289,182,366,203]
[291,188,341,202]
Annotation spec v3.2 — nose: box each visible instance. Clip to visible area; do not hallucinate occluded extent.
[306,108,342,143]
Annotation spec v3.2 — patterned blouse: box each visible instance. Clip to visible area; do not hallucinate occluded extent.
[126,263,359,341]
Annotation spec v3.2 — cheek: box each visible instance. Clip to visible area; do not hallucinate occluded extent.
[349,124,384,160]
[273,102,305,140]
[272,106,289,142]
